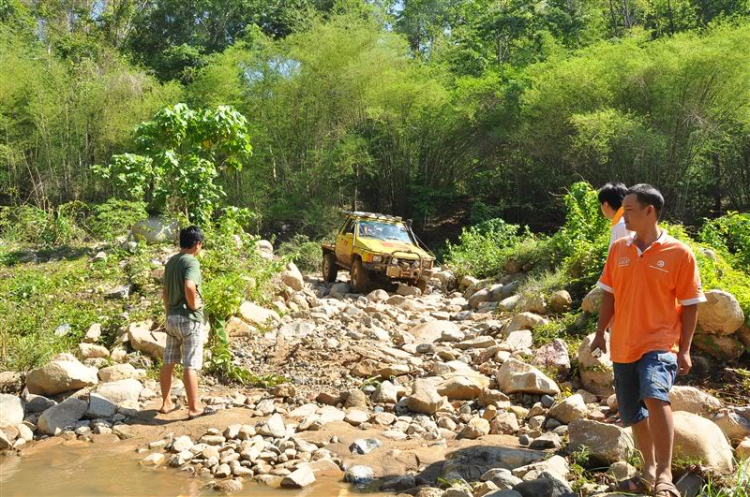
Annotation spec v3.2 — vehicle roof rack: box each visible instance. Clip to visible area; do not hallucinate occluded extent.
[344,211,403,222]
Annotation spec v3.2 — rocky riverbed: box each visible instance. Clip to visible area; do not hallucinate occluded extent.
[2,258,750,496]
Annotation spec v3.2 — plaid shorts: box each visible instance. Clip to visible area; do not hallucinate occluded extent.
[164,315,204,370]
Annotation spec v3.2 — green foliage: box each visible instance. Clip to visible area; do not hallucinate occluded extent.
[278,234,321,273]
[0,202,89,246]
[700,212,750,270]
[88,199,149,239]
[93,103,252,224]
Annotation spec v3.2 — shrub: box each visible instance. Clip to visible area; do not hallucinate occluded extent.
[700,211,750,270]
[88,199,149,239]
[277,234,321,273]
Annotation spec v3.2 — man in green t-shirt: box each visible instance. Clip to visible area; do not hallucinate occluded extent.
[159,226,215,419]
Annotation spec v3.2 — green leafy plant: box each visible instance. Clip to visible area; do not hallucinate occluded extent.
[93,103,252,224]
[277,234,321,273]
[88,199,149,239]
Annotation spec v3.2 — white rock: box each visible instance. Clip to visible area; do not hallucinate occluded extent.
[83,323,102,343]
[548,394,587,424]
[582,287,604,314]
[239,301,280,326]
[27,356,99,396]
[697,290,745,335]
[371,380,399,404]
[172,435,194,452]
[98,363,140,382]
[669,386,722,417]
[0,394,24,425]
[505,330,533,351]
[406,379,445,414]
[673,411,734,473]
[568,419,634,464]
[259,413,286,438]
[577,333,614,396]
[506,312,549,332]
[141,453,166,466]
[127,322,166,360]
[410,320,461,344]
[281,262,304,291]
[79,343,109,359]
[94,379,143,409]
[281,463,316,488]
[495,359,560,395]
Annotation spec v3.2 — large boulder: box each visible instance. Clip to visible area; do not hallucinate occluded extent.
[281,262,304,291]
[441,446,546,482]
[225,316,256,338]
[127,321,166,360]
[506,313,549,332]
[531,339,571,379]
[712,410,750,441]
[94,379,144,409]
[547,394,587,424]
[548,291,573,314]
[410,320,462,344]
[697,290,744,335]
[582,287,604,314]
[577,333,614,396]
[521,294,547,315]
[495,359,560,395]
[568,419,634,465]
[38,397,88,435]
[692,334,744,362]
[669,386,722,417]
[239,301,280,326]
[673,411,734,473]
[131,218,178,244]
[27,355,99,396]
[0,394,24,425]
[406,379,445,414]
[437,376,484,400]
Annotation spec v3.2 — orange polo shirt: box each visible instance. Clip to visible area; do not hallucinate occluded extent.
[597,230,706,364]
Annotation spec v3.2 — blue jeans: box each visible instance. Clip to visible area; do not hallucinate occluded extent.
[613,350,678,426]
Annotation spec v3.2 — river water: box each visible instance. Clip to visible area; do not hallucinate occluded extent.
[0,438,386,497]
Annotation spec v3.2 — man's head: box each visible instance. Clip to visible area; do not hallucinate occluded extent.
[179,226,204,254]
[598,182,628,220]
[623,184,664,233]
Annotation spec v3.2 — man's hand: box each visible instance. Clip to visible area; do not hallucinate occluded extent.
[677,350,691,375]
[590,331,608,356]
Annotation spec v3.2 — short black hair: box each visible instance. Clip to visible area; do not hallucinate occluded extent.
[598,182,628,209]
[626,184,665,218]
[179,225,204,249]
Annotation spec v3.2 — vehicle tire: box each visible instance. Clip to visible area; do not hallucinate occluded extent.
[350,258,371,294]
[322,252,338,282]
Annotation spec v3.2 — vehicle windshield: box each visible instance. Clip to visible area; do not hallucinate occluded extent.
[358,221,413,243]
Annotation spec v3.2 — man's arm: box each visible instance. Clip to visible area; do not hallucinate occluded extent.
[678,304,698,375]
[184,280,202,311]
[591,291,615,354]
[162,286,169,314]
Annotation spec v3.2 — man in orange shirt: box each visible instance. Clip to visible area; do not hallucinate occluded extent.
[590,184,705,497]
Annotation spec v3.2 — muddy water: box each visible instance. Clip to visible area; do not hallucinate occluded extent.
[0,440,385,497]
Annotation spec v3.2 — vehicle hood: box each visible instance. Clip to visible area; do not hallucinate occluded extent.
[355,237,433,260]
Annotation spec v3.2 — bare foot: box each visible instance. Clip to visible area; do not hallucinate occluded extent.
[158,401,180,414]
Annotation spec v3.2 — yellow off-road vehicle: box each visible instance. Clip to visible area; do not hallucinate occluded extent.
[322,212,435,293]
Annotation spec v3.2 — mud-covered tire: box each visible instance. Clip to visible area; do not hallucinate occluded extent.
[350,258,371,294]
[322,252,338,282]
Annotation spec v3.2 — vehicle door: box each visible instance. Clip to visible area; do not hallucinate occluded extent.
[335,218,356,267]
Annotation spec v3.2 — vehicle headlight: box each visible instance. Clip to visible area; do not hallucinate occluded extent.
[391,258,399,265]
[372,255,382,262]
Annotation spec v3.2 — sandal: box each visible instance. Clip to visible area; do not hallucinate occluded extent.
[613,475,654,494]
[158,403,181,414]
[188,406,217,420]
[653,481,680,497]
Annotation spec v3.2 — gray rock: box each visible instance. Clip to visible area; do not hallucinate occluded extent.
[568,419,634,465]
[547,394,587,424]
[529,432,562,450]
[38,397,88,435]
[94,379,143,408]
[577,333,614,396]
[345,465,374,484]
[259,413,286,438]
[441,446,545,482]
[24,394,56,414]
[460,418,490,439]
[380,474,416,492]
[127,322,166,360]
[514,472,575,497]
[86,393,117,419]
[406,379,444,415]
[349,438,382,454]
[105,284,132,300]
[281,463,316,488]
[670,386,722,417]
[371,380,399,404]
[0,394,24,425]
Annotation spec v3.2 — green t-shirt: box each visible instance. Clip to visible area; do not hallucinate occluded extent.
[165,253,204,322]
